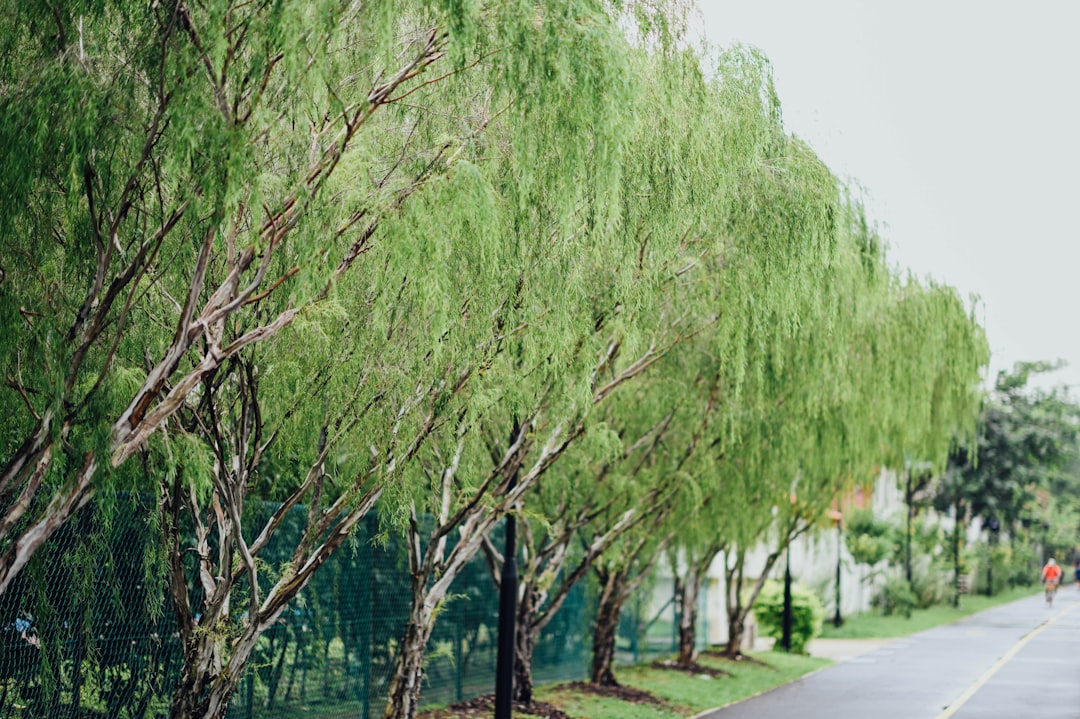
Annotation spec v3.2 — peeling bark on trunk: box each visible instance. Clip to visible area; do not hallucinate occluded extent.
[381,609,435,719]
[723,546,779,657]
[512,586,540,704]
[724,598,746,658]
[590,568,628,686]
[723,549,750,657]
[589,526,675,685]
[674,573,701,665]
[169,660,237,719]
[674,541,722,664]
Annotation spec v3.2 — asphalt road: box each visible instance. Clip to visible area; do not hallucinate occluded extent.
[700,590,1080,719]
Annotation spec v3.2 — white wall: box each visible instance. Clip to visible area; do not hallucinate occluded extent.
[653,468,908,647]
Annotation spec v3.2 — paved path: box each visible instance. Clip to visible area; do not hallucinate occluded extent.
[700,590,1080,719]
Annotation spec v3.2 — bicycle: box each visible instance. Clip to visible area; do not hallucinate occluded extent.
[1045,580,1060,607]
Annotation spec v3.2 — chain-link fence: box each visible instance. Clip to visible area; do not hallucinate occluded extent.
[0,497,682,718]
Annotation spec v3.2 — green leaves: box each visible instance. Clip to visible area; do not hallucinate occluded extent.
[945,362,1080,533]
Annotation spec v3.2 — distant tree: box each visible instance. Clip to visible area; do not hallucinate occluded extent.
[939,362,1080,595]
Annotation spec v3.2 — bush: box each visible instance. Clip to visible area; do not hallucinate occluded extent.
[969,540,1036,595]
[910,565,949,609]
[873,575,917,617]
[845,509,896,568]
[752,580,824,655]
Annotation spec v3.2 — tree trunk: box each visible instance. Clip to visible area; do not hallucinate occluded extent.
[723,547,777,658]
[168,650,239,719]
[381,621,429,719]
[675,542,723,663]
[165,555,297,719]
[512,585,540,704]
[723,552,745,658]
[381,584,439,719]
[724,603,746,658]
[590,568,628,686]
[675,573,701,664]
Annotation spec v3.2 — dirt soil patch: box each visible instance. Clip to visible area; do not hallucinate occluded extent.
[651,658,732,678]
[559,680,666,706]
[418,694,572,719]
[701,649,775,669]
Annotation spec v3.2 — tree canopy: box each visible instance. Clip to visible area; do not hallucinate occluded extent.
[0,2,997,718]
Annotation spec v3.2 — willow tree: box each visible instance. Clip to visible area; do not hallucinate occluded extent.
[562,41,834,676]
[640,40,860,664]
[0,0,689,716]
[710,205,988,656]
[0,0,500,598]
[374,34,748,719]
[494,377,687,702]
[467,42,738,702]
[144,4,691,719]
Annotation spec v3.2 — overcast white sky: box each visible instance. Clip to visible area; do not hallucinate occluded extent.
[694,1,1080,393]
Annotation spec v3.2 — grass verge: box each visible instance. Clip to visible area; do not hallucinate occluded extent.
[819,585,1041,639]
[536,652,828,719]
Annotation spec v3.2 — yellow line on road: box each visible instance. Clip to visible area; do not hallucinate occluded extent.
[936,600,1077,719]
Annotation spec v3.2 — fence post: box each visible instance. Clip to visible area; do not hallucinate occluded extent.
[630,593,640,663]
[360,519,374,719]
[455,601,464,702]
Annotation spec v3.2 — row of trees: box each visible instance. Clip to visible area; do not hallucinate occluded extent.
[1,2,988,719]
[842,362,1080,616]
[942,362,1080,583]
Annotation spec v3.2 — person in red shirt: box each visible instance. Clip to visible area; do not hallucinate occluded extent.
[1042,558,1063,606]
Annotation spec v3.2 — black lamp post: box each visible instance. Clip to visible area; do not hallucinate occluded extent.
[494,424,521,719]
[494,504,517,718]
[780,547,793,652]
[905,464,913,585]
[831,511,843,628]
[985,516,1000,597]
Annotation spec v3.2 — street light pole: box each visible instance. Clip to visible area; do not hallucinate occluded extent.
[905,465,913,585]
[494,504,517,718]
[833,516,843,628]
[494,422,521,719]
[780,547,793,652]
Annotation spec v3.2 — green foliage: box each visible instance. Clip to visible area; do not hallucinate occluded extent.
[0,1,999,714]
[909,564,949,609]
[872,576,917,618]
[845,509,894,569]
[969,539,1037,595]
[943,364,1080,533]
[752,580,824,655]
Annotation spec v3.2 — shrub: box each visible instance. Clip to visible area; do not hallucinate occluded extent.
[969,540,1035,595]
[845,509,895,568]
[910,565,949,608]
[873,575,917,617]
[752,580,824,655]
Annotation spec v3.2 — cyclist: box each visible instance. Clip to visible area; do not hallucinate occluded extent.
[1042,558,1063,606]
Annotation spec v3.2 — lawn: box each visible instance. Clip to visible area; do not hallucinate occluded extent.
[819,585,1041,639]
[537,652,828,719]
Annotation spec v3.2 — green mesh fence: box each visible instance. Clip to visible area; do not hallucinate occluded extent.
[0,497,676,718]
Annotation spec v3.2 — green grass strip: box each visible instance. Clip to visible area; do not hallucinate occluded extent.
[820,585,1041,639]
[537,652,828,719]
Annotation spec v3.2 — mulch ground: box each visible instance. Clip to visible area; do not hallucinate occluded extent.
[416,671,704,718]
[559,680,666,706]
[417,694,573,719]
[651,658,733,678]
[701,649,776,669]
